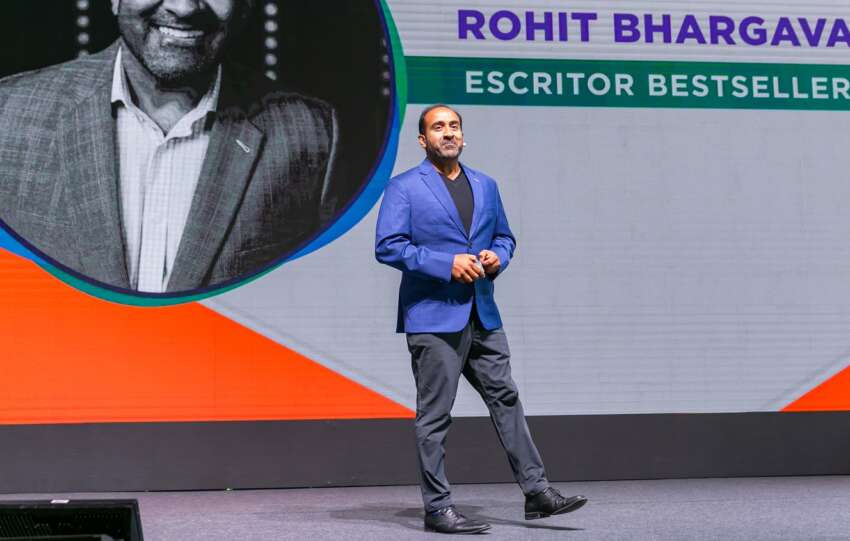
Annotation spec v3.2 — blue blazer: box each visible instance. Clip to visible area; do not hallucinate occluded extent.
[375,159,516,333]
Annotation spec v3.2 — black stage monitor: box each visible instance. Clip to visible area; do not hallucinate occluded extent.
[0,499,143,541]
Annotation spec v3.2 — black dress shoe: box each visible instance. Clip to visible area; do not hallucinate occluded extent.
[524,487,587,520]
[424,505,491,534]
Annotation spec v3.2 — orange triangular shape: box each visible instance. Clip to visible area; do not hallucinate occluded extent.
[783,363,850,412]
[0,250,413,424]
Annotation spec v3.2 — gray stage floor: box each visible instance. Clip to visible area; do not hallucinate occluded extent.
[2,477,850,540]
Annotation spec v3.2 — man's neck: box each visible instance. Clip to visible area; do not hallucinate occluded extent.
[121,45,216,134]
[429,157,462,180]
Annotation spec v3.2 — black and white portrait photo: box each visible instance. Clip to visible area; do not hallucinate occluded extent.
[0,0,393,295]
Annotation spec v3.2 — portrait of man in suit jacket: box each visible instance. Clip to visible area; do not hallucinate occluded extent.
[0,0,340,294]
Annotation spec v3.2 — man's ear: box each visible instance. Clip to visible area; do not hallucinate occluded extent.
[417,134,426,149]
[111,0,120,15]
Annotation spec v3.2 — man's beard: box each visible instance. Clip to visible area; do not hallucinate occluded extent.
[117,15,229,86]
[135,42,221,86]
[426,140,463,163]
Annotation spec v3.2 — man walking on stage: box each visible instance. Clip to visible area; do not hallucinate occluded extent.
[375,105,587,534]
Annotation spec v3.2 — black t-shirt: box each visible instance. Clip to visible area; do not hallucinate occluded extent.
[440,167,473,235]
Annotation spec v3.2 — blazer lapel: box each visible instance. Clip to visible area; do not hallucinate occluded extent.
[465,164,485,237]
[58,46,130,288]
[419,160,466,238]
[166,112,264,292]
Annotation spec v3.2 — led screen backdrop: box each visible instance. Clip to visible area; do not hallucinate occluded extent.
[1,0,849,426]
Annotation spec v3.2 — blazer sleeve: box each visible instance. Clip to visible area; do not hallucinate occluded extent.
[375,178,454,282]
[488,183,516,280]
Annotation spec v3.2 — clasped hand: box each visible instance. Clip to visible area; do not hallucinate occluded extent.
[452,250,500,283]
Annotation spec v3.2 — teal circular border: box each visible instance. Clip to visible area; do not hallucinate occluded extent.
[0,0,407,307]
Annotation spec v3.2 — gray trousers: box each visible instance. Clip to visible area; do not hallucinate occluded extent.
[406,313,549,512]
